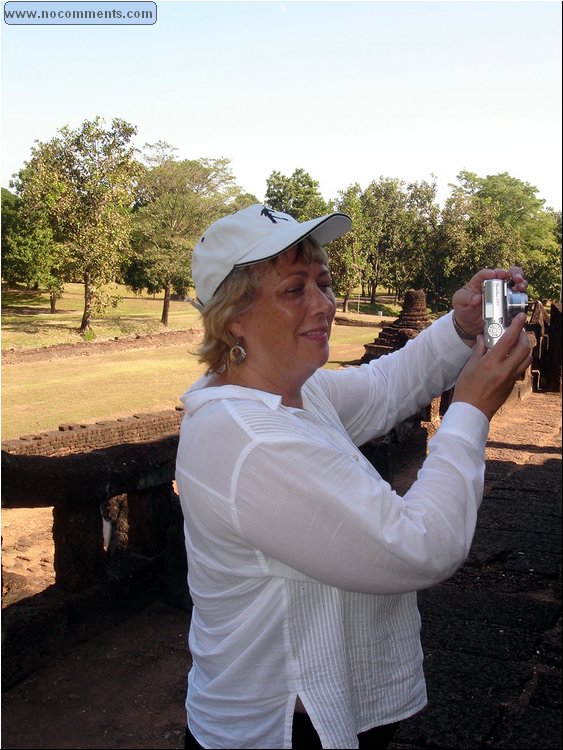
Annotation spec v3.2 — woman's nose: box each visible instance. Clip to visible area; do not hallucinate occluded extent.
[312,286,336,314]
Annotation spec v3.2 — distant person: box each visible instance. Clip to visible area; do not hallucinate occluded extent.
[175,204,531,749]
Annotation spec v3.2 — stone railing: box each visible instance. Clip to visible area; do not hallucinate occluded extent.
[1,408,190,690]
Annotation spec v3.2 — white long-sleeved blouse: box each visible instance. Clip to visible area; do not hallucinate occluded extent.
[175,312,489,749]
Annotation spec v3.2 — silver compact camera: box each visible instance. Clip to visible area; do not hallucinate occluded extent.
[482,279,528,348]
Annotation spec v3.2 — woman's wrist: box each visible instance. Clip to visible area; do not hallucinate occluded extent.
[451,313,479,342]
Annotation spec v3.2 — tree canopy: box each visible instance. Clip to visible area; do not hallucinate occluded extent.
[1,186,65,311]
[12,117,142,331]
[264,168,331,220]
[126,150,257,325]
[3,119,561,327]
[330,184,367,311]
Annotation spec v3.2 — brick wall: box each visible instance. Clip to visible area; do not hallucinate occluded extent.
[1,407,184,457]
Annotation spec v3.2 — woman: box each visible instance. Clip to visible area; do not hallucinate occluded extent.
[175,204,531,749]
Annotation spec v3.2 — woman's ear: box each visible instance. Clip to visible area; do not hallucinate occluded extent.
[229,317,244,340]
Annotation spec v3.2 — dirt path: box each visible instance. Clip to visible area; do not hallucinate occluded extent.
[1,328,203,365]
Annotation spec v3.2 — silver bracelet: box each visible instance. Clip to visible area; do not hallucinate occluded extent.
[452,314,478,341]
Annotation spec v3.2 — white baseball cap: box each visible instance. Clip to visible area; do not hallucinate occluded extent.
[192,204,352,306]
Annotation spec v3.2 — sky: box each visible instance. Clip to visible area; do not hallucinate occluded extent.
[1,0,562,210]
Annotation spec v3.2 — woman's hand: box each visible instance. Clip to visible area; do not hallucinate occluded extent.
[451,312,532,420]
[451,266,528,339]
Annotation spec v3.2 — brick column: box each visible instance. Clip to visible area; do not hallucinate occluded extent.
[53,502,107,592]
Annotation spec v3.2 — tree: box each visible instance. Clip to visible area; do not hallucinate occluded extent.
[451,171,560,301]
[400,178,444,308]
[126,153,256,325]
[429,188,474,308]
[390,178,441,303]
[1,187,19,245]
[264,168,331,220]
[361,178,412,302]
[13,117,142,332]
[526,208,561,302]
[330,184,367,312]
[1,188,21,277]
[1,188,66,311]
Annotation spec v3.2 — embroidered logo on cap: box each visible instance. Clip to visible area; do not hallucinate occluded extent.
[260,207,289,224]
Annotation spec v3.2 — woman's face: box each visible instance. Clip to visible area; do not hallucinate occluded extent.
[230,246,337,394]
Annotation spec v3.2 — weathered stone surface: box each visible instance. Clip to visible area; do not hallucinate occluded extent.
[1,408,183,459]
[1,433,179,508]
[1,410,191,689]
[361,290,431,363]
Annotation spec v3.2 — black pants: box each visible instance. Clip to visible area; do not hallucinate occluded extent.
[184,714,399,749]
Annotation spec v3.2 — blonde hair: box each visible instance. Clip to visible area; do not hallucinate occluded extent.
[198,238,328,374]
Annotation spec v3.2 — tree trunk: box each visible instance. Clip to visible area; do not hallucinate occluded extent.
[161,281,171,326]
[80,272,93,332]
[342,293,349,313]
[49,292,57,314]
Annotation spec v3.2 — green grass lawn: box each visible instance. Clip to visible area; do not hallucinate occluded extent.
[1,324,385,440]
[2,282,393,440]
[2,345,206,439]
[1,282,202,350]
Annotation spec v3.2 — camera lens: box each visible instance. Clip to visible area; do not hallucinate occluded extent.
[506,291,528,317]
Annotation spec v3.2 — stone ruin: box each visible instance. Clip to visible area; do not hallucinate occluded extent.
[361,289,431,363]
[527,300,562,392]
[1,408,189,690]
[356,290,445,485]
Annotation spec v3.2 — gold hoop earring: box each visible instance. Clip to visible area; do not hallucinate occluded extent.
[229,342,246,365]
